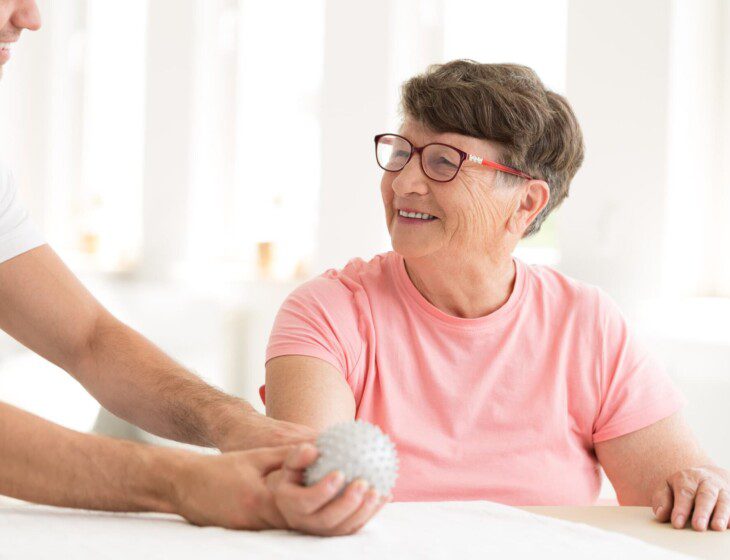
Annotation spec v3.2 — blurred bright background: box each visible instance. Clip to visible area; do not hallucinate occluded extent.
[1,0,729,501]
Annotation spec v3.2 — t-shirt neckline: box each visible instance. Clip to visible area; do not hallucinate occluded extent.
[389,251,527,331]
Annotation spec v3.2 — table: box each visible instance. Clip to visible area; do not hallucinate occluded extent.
[521,506,728,560]
[2,496,724,559]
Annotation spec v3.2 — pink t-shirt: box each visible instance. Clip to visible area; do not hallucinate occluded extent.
[265,252,686,505]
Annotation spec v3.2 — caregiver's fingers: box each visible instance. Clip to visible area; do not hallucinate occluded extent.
[710,489,730,532]
[651,483,673,523]
[248,445,294,476]
[256,490,289,529]
[691,479,721,531]
[668,472,700,529]
[333,490,387,535]
[280,444,319,485]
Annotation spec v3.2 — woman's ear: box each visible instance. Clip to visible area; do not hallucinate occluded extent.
[507,180,550,235]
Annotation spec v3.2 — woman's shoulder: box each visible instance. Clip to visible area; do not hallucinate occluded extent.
[522,261,612,311]
[285,251,395,306]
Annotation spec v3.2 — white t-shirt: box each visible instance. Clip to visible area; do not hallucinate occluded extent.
[0,163,45,264]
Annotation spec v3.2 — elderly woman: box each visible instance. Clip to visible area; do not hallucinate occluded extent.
[263,60,730,532]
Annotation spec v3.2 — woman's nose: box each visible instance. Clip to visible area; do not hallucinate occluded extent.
[391,155,430,197]
[13,0,42,31]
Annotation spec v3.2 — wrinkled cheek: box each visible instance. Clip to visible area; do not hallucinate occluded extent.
[452,210,498,249]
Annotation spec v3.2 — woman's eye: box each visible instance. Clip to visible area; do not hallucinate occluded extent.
[436,157,458,168]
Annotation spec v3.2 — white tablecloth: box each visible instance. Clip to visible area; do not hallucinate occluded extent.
[1,498,695,559]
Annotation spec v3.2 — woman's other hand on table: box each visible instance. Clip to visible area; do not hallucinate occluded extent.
[652,465,730,531]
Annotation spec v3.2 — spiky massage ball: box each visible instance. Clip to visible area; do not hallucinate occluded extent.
[304,420,399,496]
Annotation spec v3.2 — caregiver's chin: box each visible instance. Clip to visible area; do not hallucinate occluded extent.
[380,118,549,319]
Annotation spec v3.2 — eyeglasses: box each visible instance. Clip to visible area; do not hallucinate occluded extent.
[374,133,533,183]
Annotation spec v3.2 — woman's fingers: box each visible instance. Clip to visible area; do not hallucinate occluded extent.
[653,467,730,532]
[333,489,387,535]
[691,479,720,531]
[277,469,346,517]
[710,489,730,531]
[651,482,673,523]
[669,473,699,529]
[307,479,371,532]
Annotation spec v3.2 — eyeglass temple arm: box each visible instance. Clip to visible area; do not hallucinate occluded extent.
[468,154,533,180]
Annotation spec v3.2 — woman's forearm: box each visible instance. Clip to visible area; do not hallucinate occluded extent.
[0,401,180,512]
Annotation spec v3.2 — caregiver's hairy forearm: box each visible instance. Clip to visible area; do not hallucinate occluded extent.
[265,355,355,430]
[0,401,178,512]
[0,245,249,448]
[76,313,251,447]
[595,412,713,504]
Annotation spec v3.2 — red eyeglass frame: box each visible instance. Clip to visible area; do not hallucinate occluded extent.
[374,133,534,182]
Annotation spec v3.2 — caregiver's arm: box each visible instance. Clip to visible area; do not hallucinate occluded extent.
[0,401,356,532]
[595,411,730,531]
[265,355,356,431]
[0,401,278,527]
[0,246,314,450]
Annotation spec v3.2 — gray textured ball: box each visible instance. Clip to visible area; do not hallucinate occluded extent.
[304,420,399,496]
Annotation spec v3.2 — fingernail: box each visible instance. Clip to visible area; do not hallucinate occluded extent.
[675,515,685,527]
[654,506,663,517]
[354,480,369,494]
[329,471,344,487]
[696,517,707,530]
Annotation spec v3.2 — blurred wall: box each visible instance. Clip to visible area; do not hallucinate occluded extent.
[0,0,728,482]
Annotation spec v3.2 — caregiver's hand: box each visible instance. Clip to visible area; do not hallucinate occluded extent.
[172,446,292,530]
[652,465,730,531]
[270,443,389,536]
[217,411,318,452]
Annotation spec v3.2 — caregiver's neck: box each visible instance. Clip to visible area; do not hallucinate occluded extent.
[403,249,516,320]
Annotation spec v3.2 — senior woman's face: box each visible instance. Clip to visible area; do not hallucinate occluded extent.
[380,119,519,260]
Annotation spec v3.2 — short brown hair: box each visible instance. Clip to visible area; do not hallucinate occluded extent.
[400,60,584,237]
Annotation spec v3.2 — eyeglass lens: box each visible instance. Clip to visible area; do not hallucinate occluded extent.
[376,135,462,182]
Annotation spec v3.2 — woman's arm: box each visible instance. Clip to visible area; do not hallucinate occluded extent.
[595,412,729,531]
[264,355,389,534]
[265,355,356,430]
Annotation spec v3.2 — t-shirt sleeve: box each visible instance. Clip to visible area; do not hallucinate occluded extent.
[265,274,363,380]
[592,289,687,443]
[0,166,45,265]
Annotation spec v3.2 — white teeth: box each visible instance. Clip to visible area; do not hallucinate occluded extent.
[0,43,13,50]
[398,209,436,220]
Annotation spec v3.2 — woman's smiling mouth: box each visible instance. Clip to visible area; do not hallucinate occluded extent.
[397,209,439,223]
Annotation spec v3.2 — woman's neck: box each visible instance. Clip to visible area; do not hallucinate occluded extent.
[403,250,516,319]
